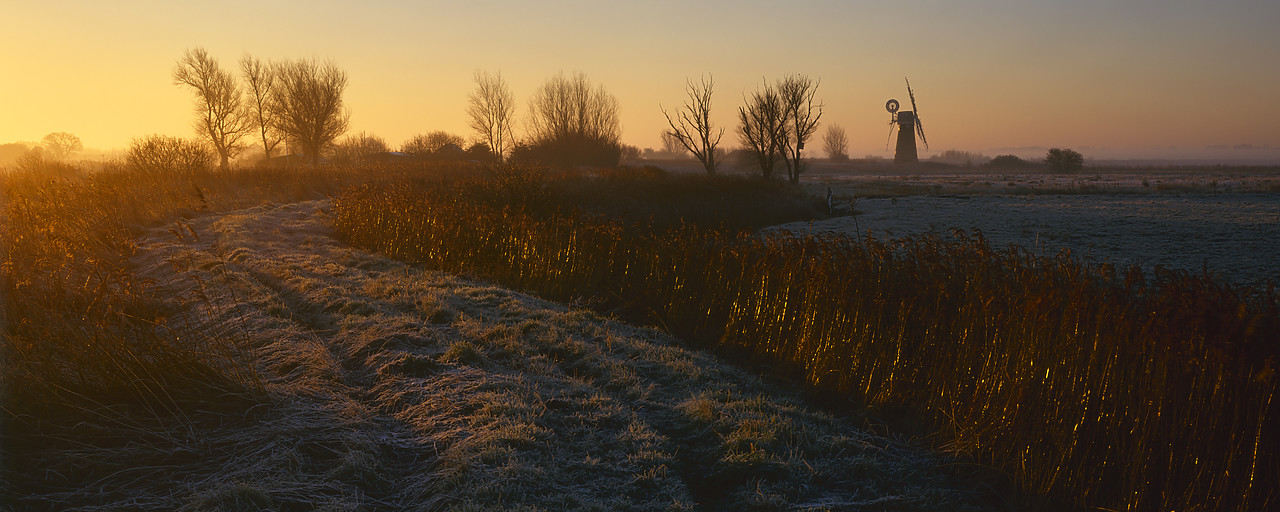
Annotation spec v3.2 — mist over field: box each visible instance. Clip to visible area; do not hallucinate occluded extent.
[860,194,1280,283]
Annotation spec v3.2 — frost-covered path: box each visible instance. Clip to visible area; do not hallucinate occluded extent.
[127,200,993,511]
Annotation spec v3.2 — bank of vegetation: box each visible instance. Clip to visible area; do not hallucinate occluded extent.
[0,161,442,508]
[2,161,996,510]
[335,165,1279,512]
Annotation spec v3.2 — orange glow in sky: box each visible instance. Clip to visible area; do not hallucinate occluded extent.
[2,0,1277,161]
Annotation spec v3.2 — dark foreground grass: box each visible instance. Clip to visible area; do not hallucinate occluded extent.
[0,161,478,508]
[6,183,993,510]
[335,165,1279,512]
[1,160,474,412]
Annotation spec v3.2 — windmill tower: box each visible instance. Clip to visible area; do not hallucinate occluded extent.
[885,78,929,164]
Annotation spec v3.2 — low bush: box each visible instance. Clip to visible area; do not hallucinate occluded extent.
[1046,148,1085,172]
[511,133,623,169]
[127,134,214,175]
[986,154,1029,169]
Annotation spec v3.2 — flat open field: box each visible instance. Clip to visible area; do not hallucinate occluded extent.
[773,167,1280,286]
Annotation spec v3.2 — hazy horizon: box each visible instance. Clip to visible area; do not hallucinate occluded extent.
[3,1,1277,163]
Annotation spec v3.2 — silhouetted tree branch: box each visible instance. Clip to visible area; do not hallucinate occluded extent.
[778,74,823,184]
[240,55,284,160]
[522,72,622,167]
[41,132,82,161]
[330,131,388,166]
[662,74,724,175]
[467,70,516,163]
[402,131,467,159]
[173,48,252,170]
[822,124,848,161]
[273,58,349,167]
[738,80,787,180]
[659,132,687,157]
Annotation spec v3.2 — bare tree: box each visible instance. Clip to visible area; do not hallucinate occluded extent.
[822,124,849,161]
[528,72,621,144]
[240,55,284,160]
[41,132,82,160]
[173,48,252,170]
[737,81,788,180]
[661,74,724,174]
[522,72,622,167]
[330,131,388,165]
[467,70,516,162]
[402,131,466,156]
[273,58,349,167]
[660,132,687,157]
[777,74,823,184]
[620,144,641,161]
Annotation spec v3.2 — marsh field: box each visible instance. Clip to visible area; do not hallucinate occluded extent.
[657,158,1280,284]
[2,161,1278,512]
[794,167,1280,286]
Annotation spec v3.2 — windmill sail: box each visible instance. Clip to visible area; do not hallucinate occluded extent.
[889,78,928,164]
[906,78,928,149]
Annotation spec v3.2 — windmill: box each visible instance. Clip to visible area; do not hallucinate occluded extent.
[885,78,929,164]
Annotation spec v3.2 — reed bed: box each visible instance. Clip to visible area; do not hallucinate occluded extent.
[334,167,1279,512]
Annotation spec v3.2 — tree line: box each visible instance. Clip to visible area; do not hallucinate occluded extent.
[171,49,348,169]
[164,47,854,179]
[663,74,845,184]
[11,51,1087,176]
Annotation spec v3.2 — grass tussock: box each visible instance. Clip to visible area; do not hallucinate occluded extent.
[334,165,1280,512]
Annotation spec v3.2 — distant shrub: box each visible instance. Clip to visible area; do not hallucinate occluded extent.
[928,149,989,167]
[10,148,78,177]
[1046,147,1084,172]
[511,133,622,168]
[725,148,758,169]
[127,135,213,174]
[620,143,642,161]
[987,154,1029,169]
[402,131,466,157]
[330,132,390,166]
[465,142,494,162]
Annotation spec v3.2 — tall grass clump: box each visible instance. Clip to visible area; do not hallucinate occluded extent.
[334,166,1278,512]
[2,167,243,419]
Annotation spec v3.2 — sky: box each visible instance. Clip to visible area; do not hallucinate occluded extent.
[2,0,1278,162]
